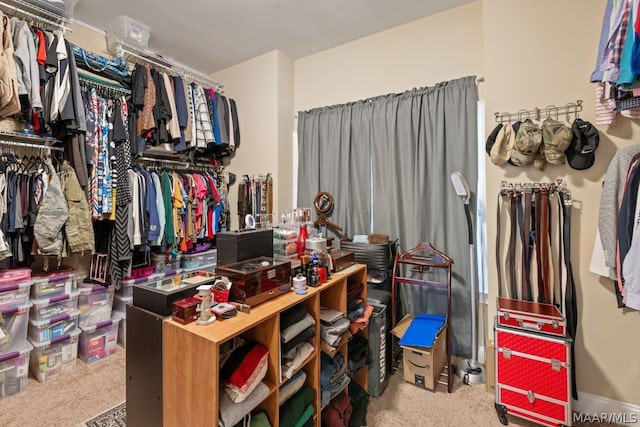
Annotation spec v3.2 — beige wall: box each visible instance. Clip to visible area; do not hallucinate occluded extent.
[212,52,296,231]
[294,1,484,113]
[66,0,639,406]
[211,51,289,230]
[483,0,640,406]
[291,0,639,406]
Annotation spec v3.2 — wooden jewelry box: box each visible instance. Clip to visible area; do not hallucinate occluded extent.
[215,257,291,306]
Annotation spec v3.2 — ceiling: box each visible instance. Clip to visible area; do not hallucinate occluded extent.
[73,0,474,74]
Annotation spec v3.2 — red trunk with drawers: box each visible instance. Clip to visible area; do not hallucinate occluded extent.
[495,299,572,427]
[497,297,566,337]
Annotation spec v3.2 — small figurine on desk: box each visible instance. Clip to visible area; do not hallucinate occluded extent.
[196,285,216,325]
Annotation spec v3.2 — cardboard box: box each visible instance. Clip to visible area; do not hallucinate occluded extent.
[391,314,446,390]
[485,338,495,394]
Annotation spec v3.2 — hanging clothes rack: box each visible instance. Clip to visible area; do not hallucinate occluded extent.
[111,40,223,91]
[78,72,131,96]
[0,129,60,147]
[134,155,190,169]
[495,100,583,123]
[0,0,72,31]
[0,138,63,152]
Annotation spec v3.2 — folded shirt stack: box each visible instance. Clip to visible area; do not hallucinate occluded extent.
[320,352,350,407]
[320,307,350,347]
[280,305,316,379]
[220,342,269,404]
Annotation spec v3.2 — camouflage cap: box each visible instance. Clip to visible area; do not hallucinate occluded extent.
[542,118,572,165]
[511,119,542,166]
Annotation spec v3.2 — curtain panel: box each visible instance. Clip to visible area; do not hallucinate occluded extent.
[297,76,478,356]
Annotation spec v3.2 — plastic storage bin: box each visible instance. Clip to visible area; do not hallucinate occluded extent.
[28,310,80,343]
[119,273,164,299]
[111,310,126,348]
[107,15,151,49]
[31,0,78,15]
[180,249,217,270]
[0,269,32,312]
[77,285,114,329]
[30,292,79,322]
[113,294,132,314]
[29,329,80,382]
[150,253,166,273]
[0,281,32,312]
[0,341,33,400]
[0,268,31,287]
[31,270,79,300]
[79,318,120,363]
[0,303,32,356]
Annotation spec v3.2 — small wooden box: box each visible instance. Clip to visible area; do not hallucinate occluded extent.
[215,257,291,306]
[172,297,200,324]
[330,250,355,272]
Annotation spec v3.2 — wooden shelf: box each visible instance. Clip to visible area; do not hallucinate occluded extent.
[163,263,367,427]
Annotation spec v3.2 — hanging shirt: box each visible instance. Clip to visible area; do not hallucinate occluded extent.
[194,85,214,148]
[162,171,174,246]
[11,18,43,110]
[128,170,141,246]
[150,172,165,246]
[138,169,160,243]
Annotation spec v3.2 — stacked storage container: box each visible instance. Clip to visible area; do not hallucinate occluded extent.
[112,277,136,348]
[78,283,117,363]
[28,269,81,382]
[180,248,217,272]
[0,268,33,399]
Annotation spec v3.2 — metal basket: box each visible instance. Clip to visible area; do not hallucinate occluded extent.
[339,241,392,272]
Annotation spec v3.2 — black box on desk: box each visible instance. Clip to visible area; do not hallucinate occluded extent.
[132,271,217,316]
[216,229,273,266]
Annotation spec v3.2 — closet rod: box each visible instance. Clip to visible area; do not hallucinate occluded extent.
[0,139,63,152]
[78,74,131,95]
[0,129,59,145]
[0,0,72,31]
[112,40,223,91]
[135,156,190,168]
[495,100,582,123]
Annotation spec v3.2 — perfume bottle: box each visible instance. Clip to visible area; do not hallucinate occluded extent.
[297,224,309,259]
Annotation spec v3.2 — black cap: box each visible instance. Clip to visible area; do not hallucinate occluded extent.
[566,119,600,170]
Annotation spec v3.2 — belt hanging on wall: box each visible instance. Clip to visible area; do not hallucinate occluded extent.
[495,179,573,309]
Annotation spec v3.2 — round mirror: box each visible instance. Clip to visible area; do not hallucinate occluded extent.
[314,191,334,215]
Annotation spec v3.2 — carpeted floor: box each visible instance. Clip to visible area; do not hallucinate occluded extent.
[0,347,125,427]
[0,346,618,427]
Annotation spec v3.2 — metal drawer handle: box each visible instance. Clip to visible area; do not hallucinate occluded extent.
[527,390,535,403]
[518,319,542,330]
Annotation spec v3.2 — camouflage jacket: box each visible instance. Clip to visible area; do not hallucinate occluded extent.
[61,160,95,255]
[33,159,69,257]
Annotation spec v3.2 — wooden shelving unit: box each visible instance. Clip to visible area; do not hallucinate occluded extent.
[391,242,453,393]
[163,263,367,427]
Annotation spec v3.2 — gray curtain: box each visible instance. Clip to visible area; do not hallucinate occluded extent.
[297,76,478,357]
